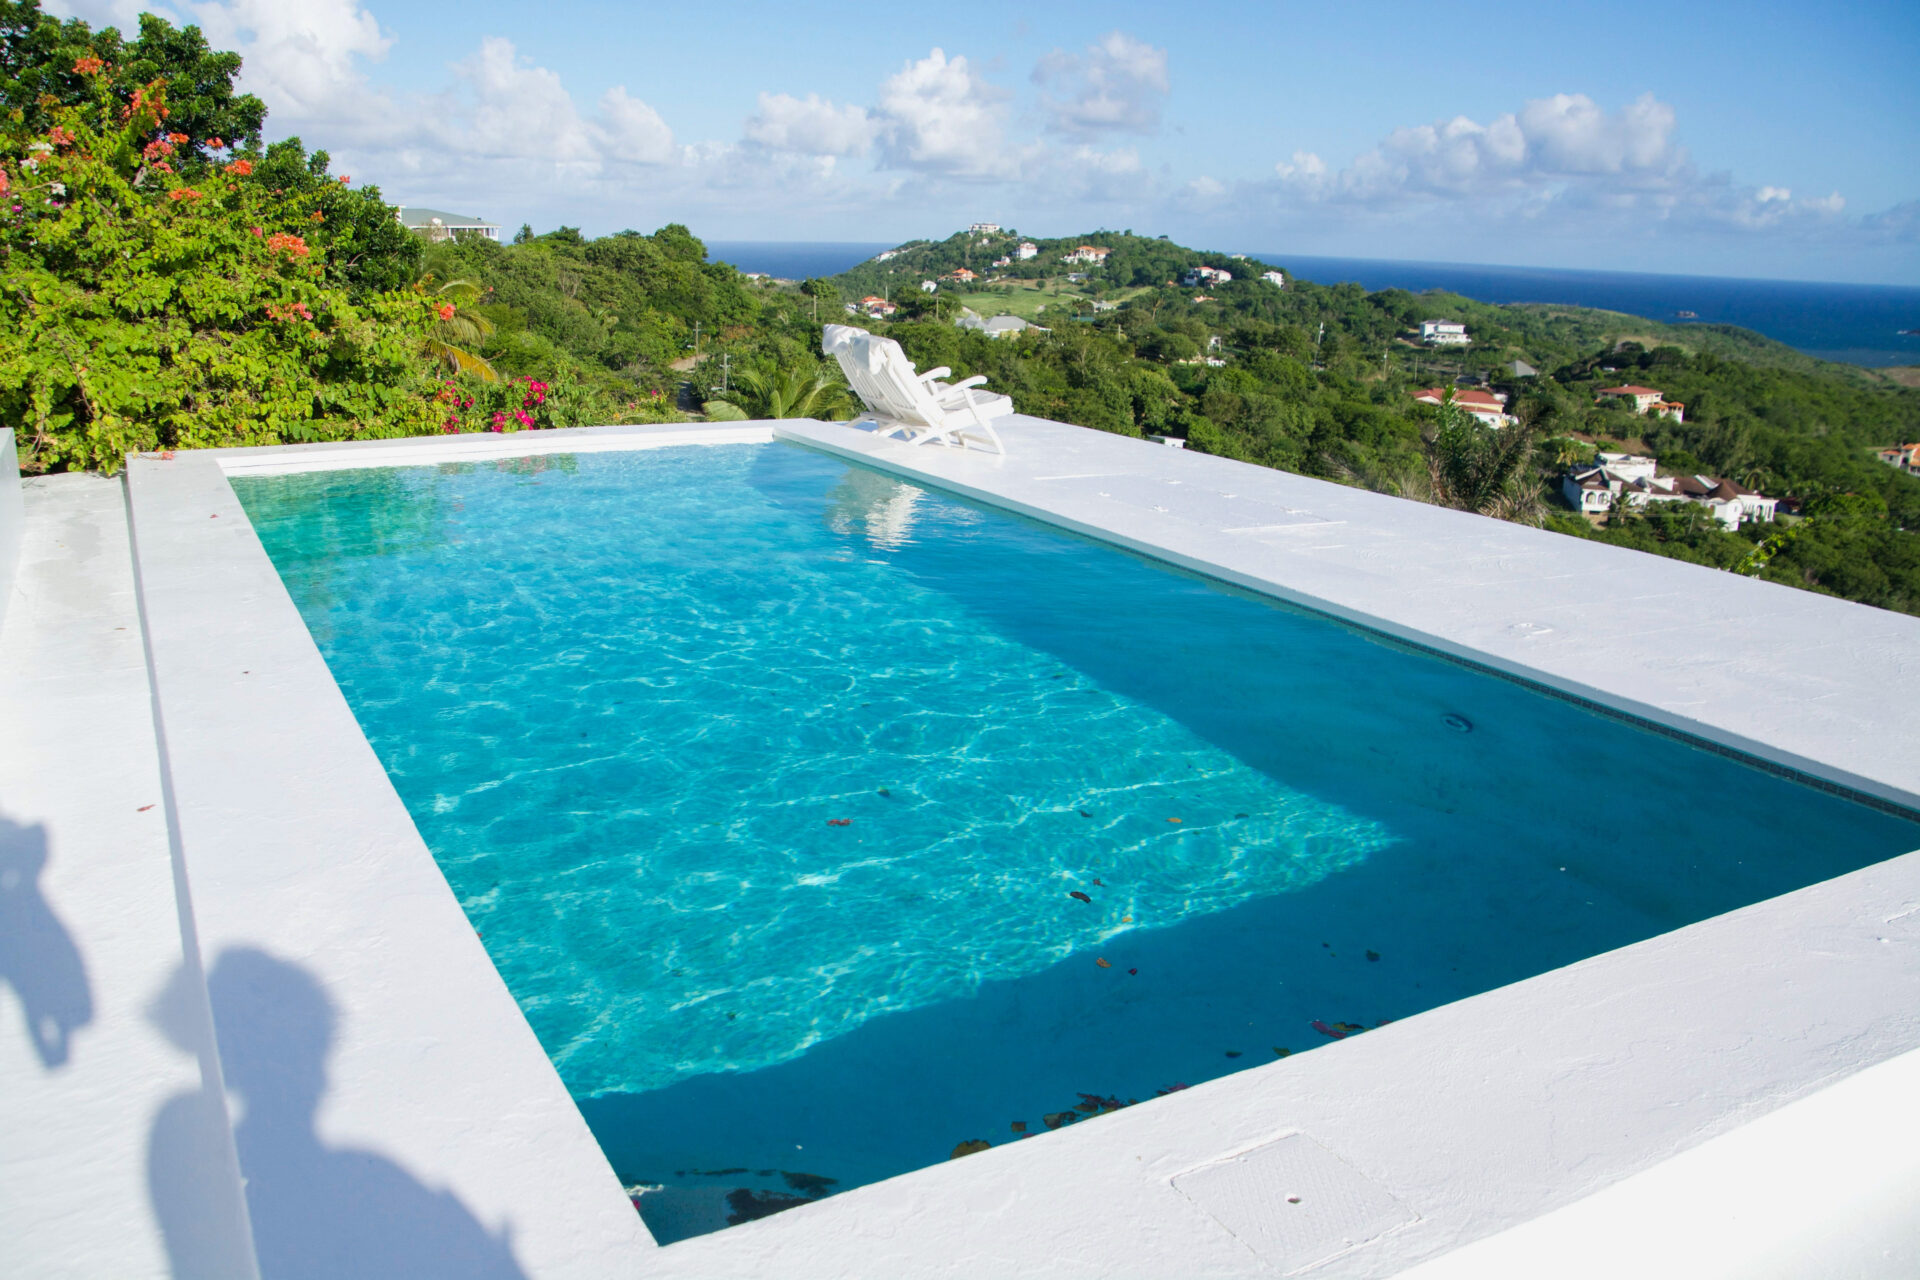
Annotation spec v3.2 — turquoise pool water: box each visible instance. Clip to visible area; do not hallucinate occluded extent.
[236,443,1920,1243]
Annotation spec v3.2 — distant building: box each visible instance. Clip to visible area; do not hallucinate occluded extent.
[1062,245,1112,265]
[1561,453,1775,528]
[1595,384,1665,413]
[1182,266,1233,287]
[1016,242,1039,260]
[873,248,904,262]
[1877,443,1920,474]
[1420,320,1469,346]
[1261,270,1286,288]
[920,280,938,293]
[395,207,498,242]
[857,295,898,319]
[1508,359,1539,377]
[958,313,1045,339]
[1090,299,1119,312]
[1411,386,1514,427]
[946,267,979,283]
[991,256,1013,268]
[1066,272,1090,284]
[968,222,1001,234]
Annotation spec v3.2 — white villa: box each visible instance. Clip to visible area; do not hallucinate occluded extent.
[1876,443,1920,475]
[395,207,499,242]
[958,313,1046,339]
[1261,270,1286,288]
[1411,386,1515,428]
[1062,246,1112,265]
[968,223,1001,235]
[856,295,898,319]
[1016,242,1039,260]
[873,248,904,262]
[946,268,979,284]
[1562,452,1776,529]
[1182,266,1233,287]
[919,280,938,293]
[1420,320,1470,346]
[1596,385,1686,422]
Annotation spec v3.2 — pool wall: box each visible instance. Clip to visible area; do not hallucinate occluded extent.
[86,417,1920,1276]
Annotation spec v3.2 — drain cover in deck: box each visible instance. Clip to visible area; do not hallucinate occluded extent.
[1172,1134,1416,1273]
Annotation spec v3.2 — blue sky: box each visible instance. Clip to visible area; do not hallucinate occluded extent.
[52,0,1920,282]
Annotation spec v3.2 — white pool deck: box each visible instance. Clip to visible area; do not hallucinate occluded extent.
[4,417,1918,1278]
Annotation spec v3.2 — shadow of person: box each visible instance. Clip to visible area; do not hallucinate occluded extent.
[158,947,530,1280]
[0,815,94,1068]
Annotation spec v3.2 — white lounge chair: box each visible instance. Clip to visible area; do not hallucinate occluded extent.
[822,325,1009,455]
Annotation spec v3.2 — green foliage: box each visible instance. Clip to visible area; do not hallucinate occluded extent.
[0,72,442,472]
[707,365,854,421]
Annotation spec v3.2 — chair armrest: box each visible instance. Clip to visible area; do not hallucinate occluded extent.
[946,375,988,392]
[918,366,953,382]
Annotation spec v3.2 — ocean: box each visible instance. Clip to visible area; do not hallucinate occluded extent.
[704,240,1920,369]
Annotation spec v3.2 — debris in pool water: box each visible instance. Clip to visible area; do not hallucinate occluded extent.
[1077,1093,1124,1113]
[950,1139,992,1159]
[1095,957,1111,968]
[1042,1111,1076,1129]
[877,788,891,797]
[1321,941,1330,948]
[725,1188,810,1226]
[1010,1120,1027,1134]
[726,1012,737,1020]
[1366,950,1381,962]
[1167,817,1182,823]
[1311,1020,1346,1039]
[1092,878,1105,887]
[1050,672,1065,680]
[1069,891,1092,903]
[1154,1083,1190,1096]
[1224,1050,1242,1058]
[826,818,851,826]
[780,1171,837,1197]
[1078,809,1093,818]
[1443,713,1473,733]
[1235,812,1249,819]
[1128,968,1137,975]
[1273,1047,1292,1058]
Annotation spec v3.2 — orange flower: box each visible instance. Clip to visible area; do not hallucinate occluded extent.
[225,158,252,176]
[338,175,350,185]
[72,55,104,75]
[167,132,189,145]
[47,126,74,147]
[438,303,455,320]
[167,188,202,201]
[208,137,225,149]
[265,232,310,258]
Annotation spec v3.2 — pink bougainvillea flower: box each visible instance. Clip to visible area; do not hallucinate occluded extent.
[338,175,350,185]
[437,303,455,320]
[47,126,74,147]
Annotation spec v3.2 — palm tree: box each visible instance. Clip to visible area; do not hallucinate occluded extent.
[705,366,856,421]
[416,274,498,381]
[1420,390,1544,523]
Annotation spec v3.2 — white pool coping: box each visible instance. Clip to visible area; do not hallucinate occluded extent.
[16,416,1919,1277]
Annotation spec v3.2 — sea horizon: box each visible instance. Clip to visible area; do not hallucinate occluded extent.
[703,240,1920,368]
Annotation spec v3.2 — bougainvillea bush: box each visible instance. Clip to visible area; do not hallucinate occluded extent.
[0,62,449,472]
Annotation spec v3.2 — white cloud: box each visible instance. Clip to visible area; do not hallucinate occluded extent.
[1033,32,1170,137]
[743,92,877,157]
[184,0,391,120]
[872,48,1027,180]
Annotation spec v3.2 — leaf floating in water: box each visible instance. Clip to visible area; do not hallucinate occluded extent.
[826,818,852,827]
[1050,672,1065,680]
[1042,1111,1076,1130]
[1234,812,1249,819]
[1010,1120,1027,1134]
[1366,950,1381,962]
[877,787,891,797]
[1128,968,1137,975]
[1095,957,1111,968]
[1069,891,1092,904]
[1092,878,1105,887]
[1121,915,1133,923]
[1078,809,1093,818]
[1311,1020,1345,1040]
[1224,1050,1242,1058]
[1273,1047,1292,1058]
[1167,817,1182,824]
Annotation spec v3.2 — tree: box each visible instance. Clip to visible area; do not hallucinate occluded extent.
[1419,390,1543,522]
[705,366,854,421]
[416,275,498,380]
[0,68,441,471]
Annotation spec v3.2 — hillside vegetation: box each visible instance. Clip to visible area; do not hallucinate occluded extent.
[4,4,1917,613]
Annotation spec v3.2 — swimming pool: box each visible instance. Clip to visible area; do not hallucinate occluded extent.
[234,442,1920,1244]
